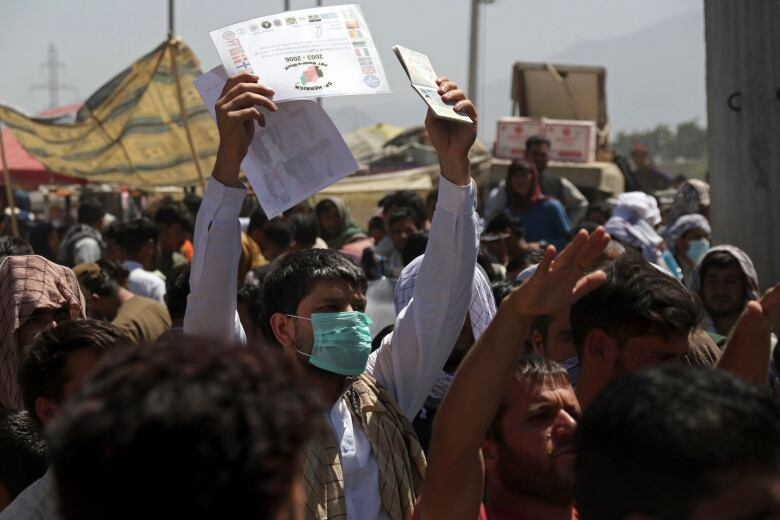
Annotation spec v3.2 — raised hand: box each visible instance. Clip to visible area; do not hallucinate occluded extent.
[505,228,611,317]
[745,283,780,331]
[213,72,278,187]
[425,77,477,186]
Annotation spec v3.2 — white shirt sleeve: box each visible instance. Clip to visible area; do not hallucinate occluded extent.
[183,177,247,345]
[367,176,479,420]
[73,237,102,264]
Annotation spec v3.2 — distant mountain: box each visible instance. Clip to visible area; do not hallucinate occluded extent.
[478,9,705,144]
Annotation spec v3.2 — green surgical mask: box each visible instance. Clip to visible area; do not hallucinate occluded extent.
[286,311,373,376]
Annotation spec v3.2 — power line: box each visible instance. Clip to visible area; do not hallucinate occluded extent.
[30,43,77,110]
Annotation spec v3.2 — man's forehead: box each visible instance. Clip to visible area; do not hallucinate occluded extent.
[506,378,576,408]
[305,279,365,301]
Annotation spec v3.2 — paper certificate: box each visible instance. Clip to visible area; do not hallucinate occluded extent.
[194,66,359,218]
[210,4,390,101]
[393,45,473,124]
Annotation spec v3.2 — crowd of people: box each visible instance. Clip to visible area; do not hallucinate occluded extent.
[0,71,778,520]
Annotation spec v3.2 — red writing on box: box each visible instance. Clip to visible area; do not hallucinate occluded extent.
[495,117,596,164]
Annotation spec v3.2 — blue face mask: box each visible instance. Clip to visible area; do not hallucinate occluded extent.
[686,238,711,265]
[287,311,373,376]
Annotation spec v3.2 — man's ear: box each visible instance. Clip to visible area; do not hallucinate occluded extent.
[530,330,545,357]
[34,396,60,426]
[269,313,295,350]
[583,329,619,372]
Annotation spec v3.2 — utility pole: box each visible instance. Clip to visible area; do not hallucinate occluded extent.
[30,43,76,110]
[467,0,494,103]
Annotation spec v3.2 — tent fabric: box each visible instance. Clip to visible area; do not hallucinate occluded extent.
[0,39,218,187]
[0,128,86,189]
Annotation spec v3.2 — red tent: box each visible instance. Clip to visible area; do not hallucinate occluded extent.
[1,104,87,190]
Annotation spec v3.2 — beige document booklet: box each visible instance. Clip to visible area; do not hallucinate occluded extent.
[392,45,474,124]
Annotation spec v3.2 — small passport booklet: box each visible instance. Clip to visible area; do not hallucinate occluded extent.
[393,45,474,124]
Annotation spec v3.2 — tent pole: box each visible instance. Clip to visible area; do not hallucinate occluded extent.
[0,124,20,237]
[170,38,207,191]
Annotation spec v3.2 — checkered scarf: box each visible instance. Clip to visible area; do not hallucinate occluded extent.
[0,255,85,409]
[393,255,496,341]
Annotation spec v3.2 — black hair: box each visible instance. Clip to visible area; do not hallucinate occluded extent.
[77,198,105,226]
[154,203,193,233]
[18,320,127,427]
[121,217,158,255]
[490,280,515,307]
[182,193,202,218]
[487,354,570,441]
[263,218,295,251]
[103,220,125,244]
[0,235,34,260]
[477,250,499,282]
[525,135,551,150]
[261,249,367,344]
[368,216,385,232]
[485,212,525,238]
[165,264,191,323]
[388,207,419,229]
[401,232,428,266]
[78,266,120,299]
[0,410,48,500]
[48,338,321,520]
[576,365,780,520]
[699,250,742,281]
[248,207,269,234]
[28,222,61,261]
[570,250,702,357]
[382,191,426,228]
[372,324,394,352]
[237,283,265,335]
[507,158,534,177]
[288,213,318,249]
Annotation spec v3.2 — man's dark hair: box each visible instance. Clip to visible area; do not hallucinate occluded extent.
[154,203,193,233]
[485,212,524,239]
[525,135,551,150]
[248,207,269,234]
[382,191,426,228]
[0,235,34,260]
[367,216,385,232]
[121,217,158,255]
[288,213,318,249]
[182,193,202,218]
[261,249,367,343]
[263,218,296,251]
[401,232,428,266]
[699,250,742,281]
[18,320,127,426]
[490,280,515,307]
[576,366,780,520]
[103,221,125,244]
[238,283,264,335]
[0,410,48,500]
[165,264,191,323]
[388,207,418,229]
[77,198,105,226]
[48,338,321,520]
[486,355,569,441]
[570,251,702,357]
[78,268,119,301]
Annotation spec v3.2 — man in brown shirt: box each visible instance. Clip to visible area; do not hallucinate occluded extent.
[75,263,171,344]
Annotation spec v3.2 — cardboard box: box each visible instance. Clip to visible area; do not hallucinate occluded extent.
[495,117,543,160]
[494,117,596,164]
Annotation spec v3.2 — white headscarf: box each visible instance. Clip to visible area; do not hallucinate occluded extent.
[605,192,664,263]
[663,214,712,252]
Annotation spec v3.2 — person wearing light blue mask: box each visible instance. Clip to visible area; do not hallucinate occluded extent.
[182,71,484,520]
[662,213,712,289]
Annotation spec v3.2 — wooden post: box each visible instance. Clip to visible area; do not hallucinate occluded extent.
[0,124,20,237]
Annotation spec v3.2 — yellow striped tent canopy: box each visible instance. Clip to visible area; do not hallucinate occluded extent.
[0,39,218,187]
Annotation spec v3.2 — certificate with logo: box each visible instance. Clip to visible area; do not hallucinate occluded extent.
[210,4,391,101]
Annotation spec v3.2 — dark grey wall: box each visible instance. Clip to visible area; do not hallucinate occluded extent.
[705,0,780,289]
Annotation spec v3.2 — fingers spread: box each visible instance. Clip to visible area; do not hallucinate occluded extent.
[553,229,588,269]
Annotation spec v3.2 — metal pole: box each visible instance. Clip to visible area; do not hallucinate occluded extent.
[317,0,323,106]
[168,0,175,37]
[0,125,20,237]
[284,0,290,11]
[467,0,480,101]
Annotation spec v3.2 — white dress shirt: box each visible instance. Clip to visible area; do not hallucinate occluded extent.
[184,175,479,519]
[124,260,166,304]
[0,469,59,520]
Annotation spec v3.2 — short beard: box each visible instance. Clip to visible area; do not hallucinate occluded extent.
[494,440,573,506]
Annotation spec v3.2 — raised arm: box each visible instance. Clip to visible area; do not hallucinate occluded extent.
[367,77,480,419]
[717,283,780,386]
[420,229,610,520]
[184,73,278,344]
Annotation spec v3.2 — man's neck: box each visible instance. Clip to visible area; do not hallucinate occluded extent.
[711,312,740,336]
[485,485,571,520]
[305,365,349,407]
[116,287,136,305]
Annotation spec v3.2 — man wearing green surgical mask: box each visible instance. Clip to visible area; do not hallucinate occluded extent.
[184,71,482,519]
